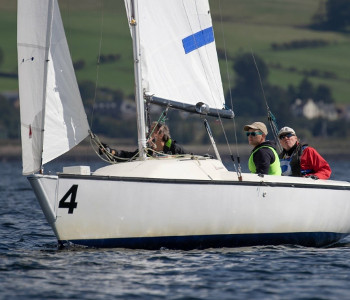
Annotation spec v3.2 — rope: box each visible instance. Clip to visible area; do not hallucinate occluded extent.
[251,50,282,153]
[90,106,173,164]
[89,0,105,130]
[90,132,118,163]
[217,0,242,179]
[90,131,190,164]
[62,0,72,42]
[146,106,169,139]
[268,110,282,153]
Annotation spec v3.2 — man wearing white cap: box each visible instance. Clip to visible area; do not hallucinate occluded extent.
[278,126,331,179]
[244,121,281,176]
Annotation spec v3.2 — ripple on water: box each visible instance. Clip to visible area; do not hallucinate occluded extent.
[1,160,350,299]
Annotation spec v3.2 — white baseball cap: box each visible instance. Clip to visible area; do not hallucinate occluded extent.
[278,126,296,138]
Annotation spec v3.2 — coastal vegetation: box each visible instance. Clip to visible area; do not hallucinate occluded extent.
[1,0,350,145]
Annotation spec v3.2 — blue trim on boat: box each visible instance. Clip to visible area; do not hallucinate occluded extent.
[182,27,214,54]
[61,232,347,250]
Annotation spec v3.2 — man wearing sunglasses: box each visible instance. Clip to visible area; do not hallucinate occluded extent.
[278,126,331,180]
[244,122,281,176]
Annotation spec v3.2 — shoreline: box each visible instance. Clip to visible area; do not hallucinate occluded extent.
[1,138,349,162]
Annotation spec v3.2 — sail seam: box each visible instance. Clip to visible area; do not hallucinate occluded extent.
[17,43,48,50]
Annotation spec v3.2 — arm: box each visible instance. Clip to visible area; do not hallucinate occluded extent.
[99,143,138,162]
[300,147,331,179]
[165,140,185,155]
[116,149,139,160]
[171,141,185,155]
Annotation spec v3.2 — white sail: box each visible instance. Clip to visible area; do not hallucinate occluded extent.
[124,0,225,110]
[17,0,90,175]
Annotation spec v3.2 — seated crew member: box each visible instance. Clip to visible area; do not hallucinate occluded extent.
[99,122,185,162]
[278,126,331,180]
[244,121,281,176]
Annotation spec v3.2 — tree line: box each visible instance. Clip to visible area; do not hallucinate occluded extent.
[0,50,348,141]
[312,0,350,31]
[1,0,350,141]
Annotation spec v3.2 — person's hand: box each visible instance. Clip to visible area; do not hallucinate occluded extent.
[99,143,111,155]
[147,138,157,150]
[304,175,318,180]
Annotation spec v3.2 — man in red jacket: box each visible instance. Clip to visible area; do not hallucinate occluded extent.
[278,127,331,180]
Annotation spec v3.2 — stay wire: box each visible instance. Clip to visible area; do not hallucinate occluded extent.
[62,0,72,42]
[251,50,282,153]
[146,106,169,140]
[89,0,105,130]
[218,0,242,178]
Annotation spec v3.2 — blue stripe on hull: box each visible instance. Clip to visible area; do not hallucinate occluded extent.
[61,232,348,250]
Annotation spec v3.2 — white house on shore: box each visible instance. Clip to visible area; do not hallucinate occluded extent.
[292,98,341,121]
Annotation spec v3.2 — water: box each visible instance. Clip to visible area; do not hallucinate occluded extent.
[1,159,350,299]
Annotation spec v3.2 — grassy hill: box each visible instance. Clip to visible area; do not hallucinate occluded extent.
[1,0,350,104]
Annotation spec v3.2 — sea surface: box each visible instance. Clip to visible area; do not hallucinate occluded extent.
[1,158,350,300]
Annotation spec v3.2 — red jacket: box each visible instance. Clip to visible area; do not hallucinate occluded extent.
[300,147,331,179]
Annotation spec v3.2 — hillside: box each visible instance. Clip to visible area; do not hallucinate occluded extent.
[1,0,350,104]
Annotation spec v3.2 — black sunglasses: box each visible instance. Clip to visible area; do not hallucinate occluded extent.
[279,133,295,140]
[246,131,263,137]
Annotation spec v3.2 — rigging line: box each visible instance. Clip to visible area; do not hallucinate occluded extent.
[217,0,241,177]
[95,107,170,164]
[90,133,139,163]
[251,50,282,152]
[146,107,169,141]
[90,133,186,163]
[251,50,269,111]
[90,135,117,164]
[89,0,105,130]
[218,0,233,115]
[66,0,71,41]
[61,0,72,42]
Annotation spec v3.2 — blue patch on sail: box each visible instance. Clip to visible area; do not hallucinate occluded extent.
[182,27,214,54]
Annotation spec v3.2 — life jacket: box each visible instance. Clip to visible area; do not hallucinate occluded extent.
[162,138,173,155]
[165,139,172,149]
[248,145,281,175]
[280,157,293,175]
[280,144,308,176]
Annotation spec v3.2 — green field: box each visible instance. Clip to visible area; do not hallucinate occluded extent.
[1,0,350,104]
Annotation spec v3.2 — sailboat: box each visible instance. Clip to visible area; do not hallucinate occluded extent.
[17,0,350,249]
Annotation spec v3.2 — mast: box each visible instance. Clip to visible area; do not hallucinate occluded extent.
[39,0,55,173]
[130,0,147,159]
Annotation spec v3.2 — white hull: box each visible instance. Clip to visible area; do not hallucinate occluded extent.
[28,157,350,249]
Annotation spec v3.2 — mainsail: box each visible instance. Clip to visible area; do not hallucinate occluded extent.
[124,0,226,111]
[17,0,90,175]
